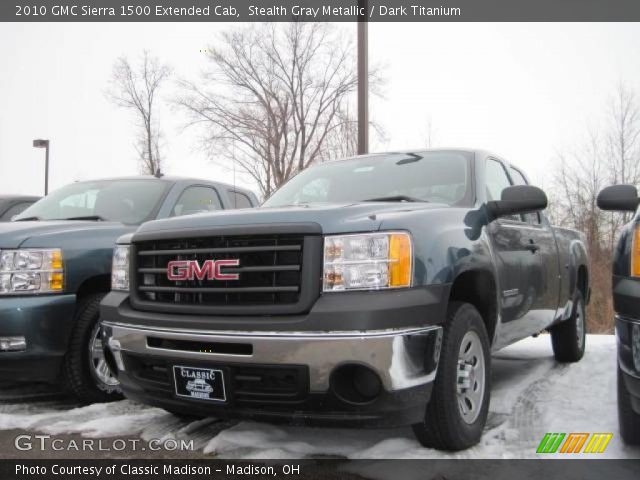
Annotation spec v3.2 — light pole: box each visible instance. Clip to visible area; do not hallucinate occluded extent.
[32,139,50,195]
[357,0,369,155]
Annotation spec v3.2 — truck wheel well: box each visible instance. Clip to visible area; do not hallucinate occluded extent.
[448,271,497,344]
[577,265,588,298]
[76,275,111,299]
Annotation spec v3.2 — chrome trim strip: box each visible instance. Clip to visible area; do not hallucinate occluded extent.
[104,322,442,393]
[102,321,438,339]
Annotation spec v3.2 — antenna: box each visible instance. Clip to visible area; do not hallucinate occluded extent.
[232,140,237,207]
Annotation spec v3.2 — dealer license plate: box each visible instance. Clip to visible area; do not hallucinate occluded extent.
[172,366,226,402]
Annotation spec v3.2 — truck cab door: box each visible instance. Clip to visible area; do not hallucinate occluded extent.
[507,166,561,331]
[485,159,559,347]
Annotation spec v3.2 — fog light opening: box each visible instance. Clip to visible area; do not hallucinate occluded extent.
[331,364,382,404]
[106,337,125,371]
[103,347,120,378]
[0,336,26,352]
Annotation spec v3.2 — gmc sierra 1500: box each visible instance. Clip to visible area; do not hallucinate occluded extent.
[101,149,590,450]
[1,176,257,403]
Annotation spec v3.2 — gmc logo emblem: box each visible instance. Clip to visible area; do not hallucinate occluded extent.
[167,259,240,281]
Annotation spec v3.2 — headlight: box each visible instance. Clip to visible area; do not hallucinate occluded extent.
[0,248,64,295]
[323,232,413,292]
[111,245,130,292]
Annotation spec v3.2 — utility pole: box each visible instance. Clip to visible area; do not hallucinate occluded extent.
[33,139,50,195]
[357,0,369,155]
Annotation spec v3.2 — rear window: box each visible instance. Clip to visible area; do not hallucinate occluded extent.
[229,191,254,209]
[1,202,33,220]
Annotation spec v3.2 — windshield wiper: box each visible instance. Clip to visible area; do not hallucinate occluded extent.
[13,216,41,222]
[363,195,427,203]
[57,215,106,221]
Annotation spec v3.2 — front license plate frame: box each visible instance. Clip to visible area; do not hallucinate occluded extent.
[172,365,227,403]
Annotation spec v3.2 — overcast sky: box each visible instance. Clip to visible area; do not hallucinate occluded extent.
[1,22,639,197]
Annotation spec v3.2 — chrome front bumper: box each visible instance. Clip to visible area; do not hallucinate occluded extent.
[102,322,443,392]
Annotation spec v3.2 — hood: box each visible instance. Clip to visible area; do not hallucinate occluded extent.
[134,202,450,237]
[0,220,134,249]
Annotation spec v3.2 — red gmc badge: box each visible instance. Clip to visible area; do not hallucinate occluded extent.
[166,259,240,281]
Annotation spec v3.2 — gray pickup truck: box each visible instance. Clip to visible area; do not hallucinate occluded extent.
[0,195,41,221]
[0,176,257,403]
[101,150,589,450]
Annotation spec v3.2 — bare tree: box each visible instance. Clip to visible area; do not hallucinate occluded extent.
[316,109,358,162]
[608,82,640,186]
[604,83,640,244]
[550,82,640,332]
[176,23,381,197]
[107,50,172,175]
[315,108,387,163]
[552,130,607,245]
[552,132,613,332]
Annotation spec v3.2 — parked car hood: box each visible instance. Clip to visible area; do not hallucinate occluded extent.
[134,202,450,237]
[0,220,135,249]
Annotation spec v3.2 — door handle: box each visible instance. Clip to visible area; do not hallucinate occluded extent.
[525,239,539,253]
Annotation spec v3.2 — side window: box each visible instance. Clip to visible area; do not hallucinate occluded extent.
[171,186,222,217]
[486,159,518,222]
[229,191,253,209]
[1,202,33,220]
[485,159,512,201]
[509,167,541,224]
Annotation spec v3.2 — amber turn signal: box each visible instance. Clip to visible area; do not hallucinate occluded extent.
[389,233,412,287]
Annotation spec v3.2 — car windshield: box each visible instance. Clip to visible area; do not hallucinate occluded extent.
[263,151,472,207]
[13,179,171,224]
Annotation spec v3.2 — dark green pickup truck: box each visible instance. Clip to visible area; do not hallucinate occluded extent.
[0,176,257,403]
[0,195,40,221]
[597,185,640,445]
[101,149,590,450]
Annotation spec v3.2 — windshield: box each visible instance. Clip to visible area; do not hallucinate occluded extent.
[263,151,472,207]
[14,179,171,224]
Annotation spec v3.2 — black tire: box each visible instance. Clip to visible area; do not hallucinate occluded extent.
[62,293,123,404]
[412,302,491,450]
[550,291,586,363]
[618,364,640,445]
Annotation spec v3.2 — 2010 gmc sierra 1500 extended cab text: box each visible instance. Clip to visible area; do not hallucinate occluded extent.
[100,149,590,450]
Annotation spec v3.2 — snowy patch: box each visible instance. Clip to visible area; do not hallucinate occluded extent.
[0,400,168,436]
[1,335,639,460]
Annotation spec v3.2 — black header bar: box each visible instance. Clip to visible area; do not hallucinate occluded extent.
[3,0,640,22]
[1,459,640,480]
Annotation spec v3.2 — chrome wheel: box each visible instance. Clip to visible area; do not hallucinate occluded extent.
[456,330,486,424]
[89,324,119,389]
[576,299,585,350]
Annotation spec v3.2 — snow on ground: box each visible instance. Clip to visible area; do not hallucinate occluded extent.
[1,334,639,460]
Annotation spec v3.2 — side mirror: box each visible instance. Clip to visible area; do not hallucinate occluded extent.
[487,185,548,220]
[597,184,639,212]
